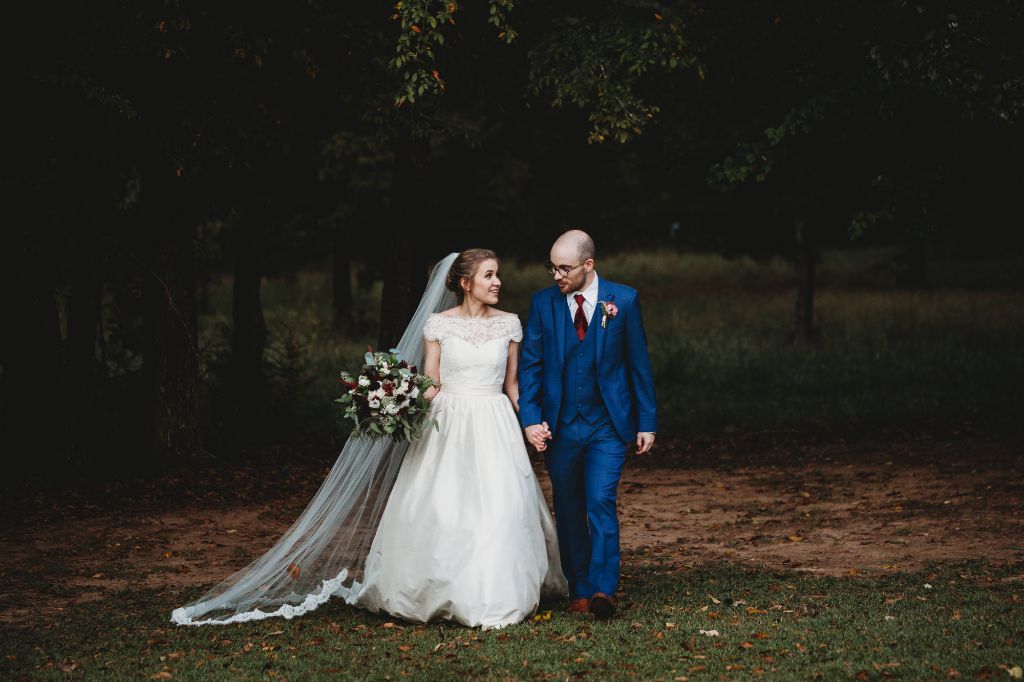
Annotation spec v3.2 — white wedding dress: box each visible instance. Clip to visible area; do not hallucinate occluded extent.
[356,313,567,629]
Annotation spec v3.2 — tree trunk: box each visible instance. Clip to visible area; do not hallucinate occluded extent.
[378,135,430,350]
[331,226,353,337]
[143,170,203,472]
[67,238,104,466]
[0,242,63,475]
[227,226,267,452]
[791,214,819,344]
[904,230,930,289]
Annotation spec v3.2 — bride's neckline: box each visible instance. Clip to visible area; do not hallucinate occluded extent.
[436,311,512,322]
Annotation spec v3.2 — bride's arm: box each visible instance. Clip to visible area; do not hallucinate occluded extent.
[422,338,441,400]
[504,340,521,412]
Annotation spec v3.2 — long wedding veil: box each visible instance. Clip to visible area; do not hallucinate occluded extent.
[171,252,459,625]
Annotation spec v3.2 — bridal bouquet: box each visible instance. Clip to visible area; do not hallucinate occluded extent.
[336,349,438,442]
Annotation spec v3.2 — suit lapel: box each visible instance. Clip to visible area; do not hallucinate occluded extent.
[552,290,566,368]
[595,279,611,365]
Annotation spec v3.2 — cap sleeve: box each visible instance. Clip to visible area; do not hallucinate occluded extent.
[423,314,444,342]
[508,315,523,343]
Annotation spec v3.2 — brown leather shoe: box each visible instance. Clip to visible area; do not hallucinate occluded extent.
[589,592,616,620]
[566,597,590,615]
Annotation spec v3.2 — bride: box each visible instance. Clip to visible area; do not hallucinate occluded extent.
[172,249,566,630]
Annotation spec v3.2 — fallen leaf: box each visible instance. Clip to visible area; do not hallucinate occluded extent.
[708,595,722,605]
[698,629,719,637]
[753,632,769,639]
[665,622,676,629]
[788,535,802,543]
[1009,666,1023,680]
[58,662,78,673]
[398,645,412,652]
[151,673,173,680]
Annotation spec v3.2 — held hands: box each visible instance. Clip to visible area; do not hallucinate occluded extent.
[524,422,552,452]
[636,432,656,455]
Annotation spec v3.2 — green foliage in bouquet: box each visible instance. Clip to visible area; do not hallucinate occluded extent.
[335,349,438,442]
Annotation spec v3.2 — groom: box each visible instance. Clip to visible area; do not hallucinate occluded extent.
[518,230,657,620]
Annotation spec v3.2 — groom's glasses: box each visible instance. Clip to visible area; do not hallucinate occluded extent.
[546,262,585,278]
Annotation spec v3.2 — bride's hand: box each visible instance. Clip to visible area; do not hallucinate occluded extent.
[424,385,440,401]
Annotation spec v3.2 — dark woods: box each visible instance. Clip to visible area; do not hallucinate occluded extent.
[5,1,1022,477]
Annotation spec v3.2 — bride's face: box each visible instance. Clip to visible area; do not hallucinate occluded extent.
[463,258,501,305]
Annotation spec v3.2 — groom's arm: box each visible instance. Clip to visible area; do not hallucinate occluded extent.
[517,293,545,430]
[624,291,658,435]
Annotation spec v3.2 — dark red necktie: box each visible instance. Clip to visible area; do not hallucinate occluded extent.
[573,293,588,341]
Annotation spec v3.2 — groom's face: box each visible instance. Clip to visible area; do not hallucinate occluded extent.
[550,244,592,294]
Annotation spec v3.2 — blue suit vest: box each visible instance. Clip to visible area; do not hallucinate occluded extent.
[558,309,608,425]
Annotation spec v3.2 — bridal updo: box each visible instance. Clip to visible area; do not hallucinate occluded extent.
[445,248,498,304]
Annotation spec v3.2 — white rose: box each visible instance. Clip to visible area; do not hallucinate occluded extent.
[368,398,381,409]
[358,376,370,387]
[409,387,419,399]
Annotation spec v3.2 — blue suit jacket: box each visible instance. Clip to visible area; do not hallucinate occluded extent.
[518,278,658,443]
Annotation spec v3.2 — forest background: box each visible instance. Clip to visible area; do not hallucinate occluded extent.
[5,0,1022,476]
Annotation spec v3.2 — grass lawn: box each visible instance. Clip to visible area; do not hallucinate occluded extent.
[4,562,1021,680]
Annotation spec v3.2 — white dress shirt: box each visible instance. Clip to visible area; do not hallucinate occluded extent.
[565,273,599,325]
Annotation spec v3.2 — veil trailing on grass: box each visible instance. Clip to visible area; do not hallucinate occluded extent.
[171,253,458,626]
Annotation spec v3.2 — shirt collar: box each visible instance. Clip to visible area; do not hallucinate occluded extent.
[568,272,600,305]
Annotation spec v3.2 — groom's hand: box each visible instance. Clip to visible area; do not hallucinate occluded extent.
[525,423,552,452]
[636,432,656,455]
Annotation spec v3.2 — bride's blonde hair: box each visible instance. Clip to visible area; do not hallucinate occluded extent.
[445,248,498,304]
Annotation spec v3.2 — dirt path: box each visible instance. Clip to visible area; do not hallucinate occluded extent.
[2,436,1022,624]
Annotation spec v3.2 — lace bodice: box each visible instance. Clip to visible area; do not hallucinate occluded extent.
[423,313,522,391]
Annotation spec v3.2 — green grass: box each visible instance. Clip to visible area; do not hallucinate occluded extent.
[195,248,1023,446]
[5,562,1022,680]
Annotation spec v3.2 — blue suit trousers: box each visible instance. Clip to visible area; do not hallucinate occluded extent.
[545,414,627,599]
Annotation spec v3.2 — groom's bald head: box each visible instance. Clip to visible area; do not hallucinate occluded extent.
[550,229,596,294]
[551,229,596,264]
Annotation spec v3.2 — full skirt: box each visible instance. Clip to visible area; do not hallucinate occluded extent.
[356,389,567,629]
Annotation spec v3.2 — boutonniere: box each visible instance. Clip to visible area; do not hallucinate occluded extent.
[598,297,618,328]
